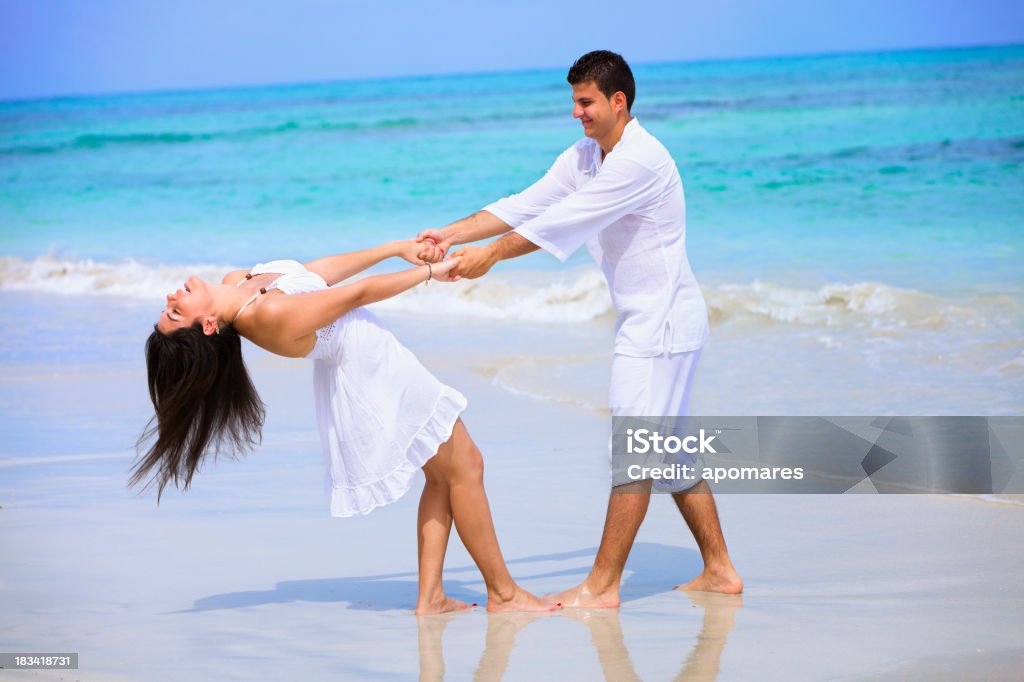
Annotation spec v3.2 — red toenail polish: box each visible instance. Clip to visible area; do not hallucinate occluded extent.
[557,602,562,607]
[472,603,478,607]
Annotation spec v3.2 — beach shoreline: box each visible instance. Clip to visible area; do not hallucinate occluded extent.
[1,292,1023,680]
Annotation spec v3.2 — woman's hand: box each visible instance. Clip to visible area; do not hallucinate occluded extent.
[395,238,430,265]
[428,257,462,283]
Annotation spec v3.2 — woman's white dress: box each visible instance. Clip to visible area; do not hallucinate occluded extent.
[243,259,467,517]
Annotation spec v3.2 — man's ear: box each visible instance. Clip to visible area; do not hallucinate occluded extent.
[202,316,219,336]
[612,91,628,115]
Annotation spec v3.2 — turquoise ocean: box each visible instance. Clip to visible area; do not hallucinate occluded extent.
[1,44,1022,419]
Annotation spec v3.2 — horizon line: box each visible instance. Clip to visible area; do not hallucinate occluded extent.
[2,40,1021,106]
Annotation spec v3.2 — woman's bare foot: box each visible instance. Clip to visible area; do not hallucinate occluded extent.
[414,595,476,615]
[544,580,620,609]
[674,566,743,594]
[487,585,560,613]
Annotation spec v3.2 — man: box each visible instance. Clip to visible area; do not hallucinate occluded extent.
[418,50,742,606]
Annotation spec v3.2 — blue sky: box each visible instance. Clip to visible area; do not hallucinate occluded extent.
[1,0,1022,100]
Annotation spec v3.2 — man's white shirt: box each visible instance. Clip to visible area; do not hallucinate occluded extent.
[484,118,709,358]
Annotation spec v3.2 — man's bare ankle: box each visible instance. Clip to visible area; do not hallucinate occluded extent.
[704,560,737,576]
[585,574,620,596]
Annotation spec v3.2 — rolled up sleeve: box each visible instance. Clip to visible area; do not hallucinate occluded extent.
[483,148,576,227]
[515,157,663,262]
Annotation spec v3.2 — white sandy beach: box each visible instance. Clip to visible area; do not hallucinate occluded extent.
[1,294,1022,680]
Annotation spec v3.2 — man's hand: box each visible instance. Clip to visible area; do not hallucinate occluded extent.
[449,245,497,279]
[416,229,452,263]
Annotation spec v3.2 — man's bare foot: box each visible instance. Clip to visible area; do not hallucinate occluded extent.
[487,586,559,613]
[414,595,476,615]
[544,581,620,609]
[674,566,743,594]
[683,590,744,610]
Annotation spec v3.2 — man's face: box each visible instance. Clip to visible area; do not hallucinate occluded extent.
[572,81,619,141]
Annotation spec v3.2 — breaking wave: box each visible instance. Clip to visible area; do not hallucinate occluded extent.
[0,255,1009,330]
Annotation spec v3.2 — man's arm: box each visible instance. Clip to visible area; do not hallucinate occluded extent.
[417,210,512,262]
[418,148,578,261]
[450,232,539,279]
[510,157,664,262]
[453,156,664,278]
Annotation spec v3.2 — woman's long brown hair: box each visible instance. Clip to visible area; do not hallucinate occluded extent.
[131,323,265,502]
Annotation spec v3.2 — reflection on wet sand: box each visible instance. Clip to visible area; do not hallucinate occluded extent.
[473,611,552,680]
[560,608,643,682]
[416,612,456,682]
[675,592,743,682]
[416,591,742,681]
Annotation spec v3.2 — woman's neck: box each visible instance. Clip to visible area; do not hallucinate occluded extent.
[213,284,259,327]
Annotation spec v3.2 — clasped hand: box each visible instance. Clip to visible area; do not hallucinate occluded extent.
[393,238,460,281]
[411,229,495,279]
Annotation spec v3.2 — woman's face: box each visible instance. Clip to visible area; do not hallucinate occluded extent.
[156,276,215,334]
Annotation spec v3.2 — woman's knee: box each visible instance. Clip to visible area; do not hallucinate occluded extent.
[428,421,485,484]
[456,440,484,482]
[445,425,484,483]
[422,461,446,485]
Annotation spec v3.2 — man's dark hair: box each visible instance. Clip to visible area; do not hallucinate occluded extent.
[567,50,635,111]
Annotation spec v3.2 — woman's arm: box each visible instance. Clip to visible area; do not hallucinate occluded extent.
[253,258,461,344]
[304,239,426,286]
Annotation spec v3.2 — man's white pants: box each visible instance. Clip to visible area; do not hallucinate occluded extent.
[609,349,703,492]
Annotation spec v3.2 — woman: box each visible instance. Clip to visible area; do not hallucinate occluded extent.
[132,239,554,614]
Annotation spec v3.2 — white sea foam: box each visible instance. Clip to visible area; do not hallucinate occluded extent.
[0,255,234,300]
[372,268,614,323]
[0,451,134,468]
[705,280,986,331]
[997,351,1024,374]
[944,493,1024,508]
[0,255,1012,331]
